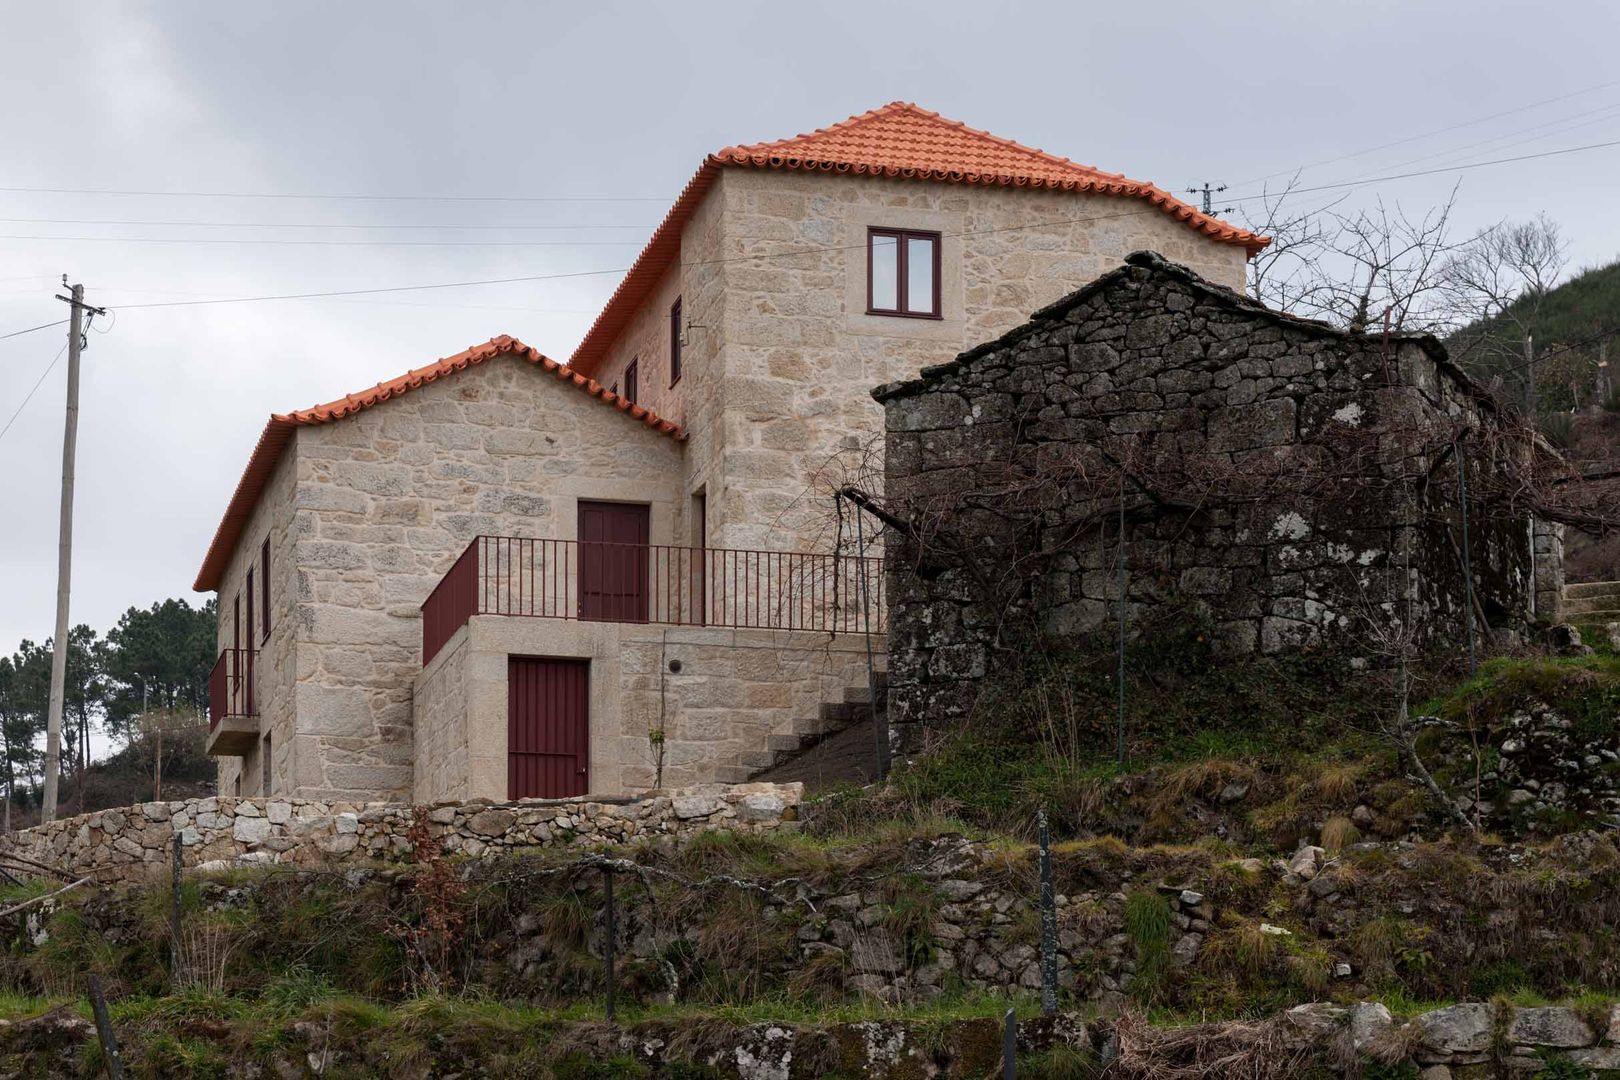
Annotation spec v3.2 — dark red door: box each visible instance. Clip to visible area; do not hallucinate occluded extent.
[578,501,649,621]
[508,656,589,799]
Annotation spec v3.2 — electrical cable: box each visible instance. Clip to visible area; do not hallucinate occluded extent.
[0,341,69,446]
[0,235,647,248]
[99,132,1620,315]
[1223,137,1620,203]
[0,217,658,230]
[1233,77,1620,187]
[0,185,667,203]
[0,318,69,343]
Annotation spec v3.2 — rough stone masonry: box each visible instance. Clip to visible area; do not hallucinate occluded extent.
[873,251,1561,728]
[0,782,804,883]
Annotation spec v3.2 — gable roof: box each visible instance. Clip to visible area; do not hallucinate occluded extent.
[194,335,684,592]
[871,251,1490,410]
[569,102,1270,376]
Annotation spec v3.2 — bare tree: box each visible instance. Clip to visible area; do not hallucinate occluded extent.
[1440,214,1569,396]
[1239,184,1464,333]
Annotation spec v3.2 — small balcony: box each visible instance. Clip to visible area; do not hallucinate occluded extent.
[422,536,886,665]
[206,647,259,756]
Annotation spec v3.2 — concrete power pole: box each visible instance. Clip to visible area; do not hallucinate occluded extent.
[42,281,102,824]
[1523,333,1536,418]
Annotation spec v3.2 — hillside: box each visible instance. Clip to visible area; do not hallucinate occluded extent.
[1449,256,1620,413]
[1448,259,1620,584]
[0,636,1617,1076]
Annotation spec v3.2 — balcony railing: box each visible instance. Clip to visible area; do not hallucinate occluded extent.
[422,535,885,664]
[208,648,258,732]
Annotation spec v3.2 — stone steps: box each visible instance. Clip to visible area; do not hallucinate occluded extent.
[1565,580,1620,601]
[1562,578,1620,624]
[744,670,888,779]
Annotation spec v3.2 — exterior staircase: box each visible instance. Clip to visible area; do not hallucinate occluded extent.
[1564,580,1620,624]
[723,671,888,787]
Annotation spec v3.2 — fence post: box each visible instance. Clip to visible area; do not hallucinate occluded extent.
[853,499,887,781]
[602,867,616,1022]
[169,832,182,986]
[1003,1006,1017,1080]
[1038,809,1058,1015]
[1455,435,1478,675]
[87,972,125,1080]
[1115,485,1128,770]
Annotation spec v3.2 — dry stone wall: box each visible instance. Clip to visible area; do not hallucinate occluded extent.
[1,998,1616,1078]
[876,251,1547,727]
[0,783,803,883]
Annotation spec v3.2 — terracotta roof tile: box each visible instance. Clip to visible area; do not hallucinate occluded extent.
[570,102,1269,375]
[195,336,683,591]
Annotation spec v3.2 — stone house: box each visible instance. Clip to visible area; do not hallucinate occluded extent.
[875,251,1563,728]
[194,103,1267,803]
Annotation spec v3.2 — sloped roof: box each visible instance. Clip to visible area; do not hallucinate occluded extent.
[569,102,1269,376]
[194,335,683,591]
[871,251,1484,408]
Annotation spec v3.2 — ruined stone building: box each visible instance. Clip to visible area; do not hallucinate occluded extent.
[194,104,1267,803]
[876,251,1563,727]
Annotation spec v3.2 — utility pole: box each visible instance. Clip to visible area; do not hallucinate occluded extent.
[1186,182,1231,217]
[42,280,103,824]
[1598,339,1611,405]
[1523,333,1536,418]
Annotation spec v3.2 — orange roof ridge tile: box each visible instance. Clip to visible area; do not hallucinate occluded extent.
[570,102,1267,376]
[195,336,684,591]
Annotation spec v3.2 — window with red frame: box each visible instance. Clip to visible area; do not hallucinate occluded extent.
[868,228,941,318]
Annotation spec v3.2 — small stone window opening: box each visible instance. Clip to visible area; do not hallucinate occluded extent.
[260,536,271,642]
[670,297,683,386]
[624,359,639,405]
[868,227,941,318]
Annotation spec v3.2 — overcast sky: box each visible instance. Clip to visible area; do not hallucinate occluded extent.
[3,0,1620,652]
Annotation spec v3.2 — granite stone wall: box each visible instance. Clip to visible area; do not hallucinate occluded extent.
[692,171,1253,558]
[227,354,686,803]
[876,252,1550,727]
[1,782,804,883]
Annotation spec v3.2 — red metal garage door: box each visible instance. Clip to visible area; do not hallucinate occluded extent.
[578,501,649,622]
[508,657,589,799]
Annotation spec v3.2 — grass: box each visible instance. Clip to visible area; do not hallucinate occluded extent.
[1124,889,1172,1005]
[884,620,1408,839]
[1422,654,1620,741]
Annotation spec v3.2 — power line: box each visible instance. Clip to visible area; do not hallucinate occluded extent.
[109,266,637,309]
[1234,77,1620,187]
[103,206,1183,311]
[1330,99,1620,187]
[104,131,1620,316]
[0,340,68,445]
[0,217,658,231]
[1225,137,1620,203]
[0,184,667,203]
[0,235,647,248]
[0,318,69,343]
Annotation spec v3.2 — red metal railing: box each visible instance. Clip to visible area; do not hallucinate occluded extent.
[207,647,258,732]
[421,535,886,664]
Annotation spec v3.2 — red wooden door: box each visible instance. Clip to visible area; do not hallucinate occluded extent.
[578,501,649,622]
[508,656,589,799]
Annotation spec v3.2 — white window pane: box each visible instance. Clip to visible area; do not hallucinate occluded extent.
[906,236,936,314]
[870,234,898,310]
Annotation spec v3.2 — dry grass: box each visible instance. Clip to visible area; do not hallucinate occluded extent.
[170,919,238,993]
[1311,763,1361,805]
[1319,815,1362,852]
[1110,1009,1331,1079]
